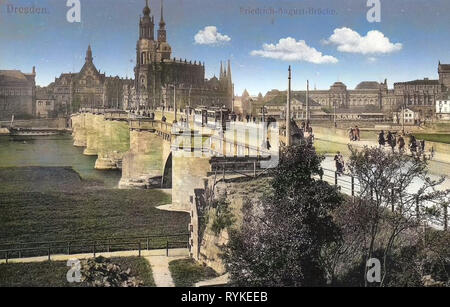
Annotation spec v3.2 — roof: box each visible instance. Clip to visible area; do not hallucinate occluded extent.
[355,81,381,90]
[439,63,450,71]
[395,79,439,86]
[0,70,31,83]
[264,91,320,106]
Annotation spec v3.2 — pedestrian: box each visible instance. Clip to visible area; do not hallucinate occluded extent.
[355,126,361,141]
[378,130,386,148]
[334,151,344,175]
[390,134,397,153]
[409,135,418,156]
[420,139,426,153]
[398,135,405,154]
[349,128,354,141]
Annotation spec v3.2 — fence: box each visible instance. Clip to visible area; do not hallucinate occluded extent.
[0,233,189,263]
[318,167,447,231]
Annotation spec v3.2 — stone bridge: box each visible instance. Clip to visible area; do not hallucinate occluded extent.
[70,108,279,212]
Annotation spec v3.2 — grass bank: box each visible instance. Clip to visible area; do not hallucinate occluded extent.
[413,134,450,144]
[0,257,155,287]
[0,167,189,247]
[169,258,218,287]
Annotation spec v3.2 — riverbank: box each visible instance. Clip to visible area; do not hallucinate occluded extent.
[0,166,189,246]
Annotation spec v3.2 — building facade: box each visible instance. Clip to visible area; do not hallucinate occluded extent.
[0,68,36,120]
[291,80,393,112]
[436,93,450,121]
[43,46,132,115]
[393,62,450,119]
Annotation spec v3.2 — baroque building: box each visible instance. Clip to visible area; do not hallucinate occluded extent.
[393,62,450,118]
[0,68,36,120]
[128,0,233,111]
[260,80,395,116]
[295,80,393,112]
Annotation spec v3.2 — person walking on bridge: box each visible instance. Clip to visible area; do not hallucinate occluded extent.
[398,135,405,154]
[378,130,386,148]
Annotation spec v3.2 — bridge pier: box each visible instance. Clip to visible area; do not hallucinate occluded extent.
[71,113,87,147]
[95,119,130,170]
[119,129,169,189]
[83,113,102,156]
[171,149,212,212]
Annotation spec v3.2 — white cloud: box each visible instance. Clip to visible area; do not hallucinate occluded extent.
[250,37,338,64]
[325,27,402,55]
[194,26,231,45]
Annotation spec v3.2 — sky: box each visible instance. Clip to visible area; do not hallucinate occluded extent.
[1,0,449,96]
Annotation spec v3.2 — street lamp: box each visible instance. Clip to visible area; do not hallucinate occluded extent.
[333,100,337,127]
[402,104,405,134]
[173,84,177,122]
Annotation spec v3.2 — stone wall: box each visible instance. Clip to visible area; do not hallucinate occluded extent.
[1,118,67,129]
[172,152,211,211]
[191,177,270,275]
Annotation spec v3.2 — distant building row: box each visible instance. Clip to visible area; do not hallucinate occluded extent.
[234,62,450,122]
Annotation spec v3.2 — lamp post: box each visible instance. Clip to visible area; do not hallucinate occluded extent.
[401,104,405,134]
[286,65,292,146]
[173,84,177,122]
[187,85,192,126]
[306,80,309,122]
[333,100,337,127]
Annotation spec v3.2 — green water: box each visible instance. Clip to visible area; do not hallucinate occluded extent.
[0,134,121,188]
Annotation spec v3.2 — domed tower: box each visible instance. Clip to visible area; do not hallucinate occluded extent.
[140,0,154,41]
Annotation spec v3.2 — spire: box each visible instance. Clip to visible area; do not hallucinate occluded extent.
[159,0,165,27]
[227,60,232,83]
[143,0,150,16]
[86,45,93,62]
[220,61,224,79]
[157,0,167,42]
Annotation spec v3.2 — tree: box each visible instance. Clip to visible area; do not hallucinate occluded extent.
[346,145,450,286]
[223,144,343,286]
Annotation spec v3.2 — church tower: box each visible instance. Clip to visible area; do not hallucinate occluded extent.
[135,0,157,108]
[139,0,154,41]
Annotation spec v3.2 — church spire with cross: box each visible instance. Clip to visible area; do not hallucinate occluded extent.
[158,0,167,42]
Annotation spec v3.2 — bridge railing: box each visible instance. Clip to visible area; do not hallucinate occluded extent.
[0,233,190,262]
[317,167,448,231]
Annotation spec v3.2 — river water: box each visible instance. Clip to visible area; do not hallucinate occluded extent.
[0,134,121,188]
